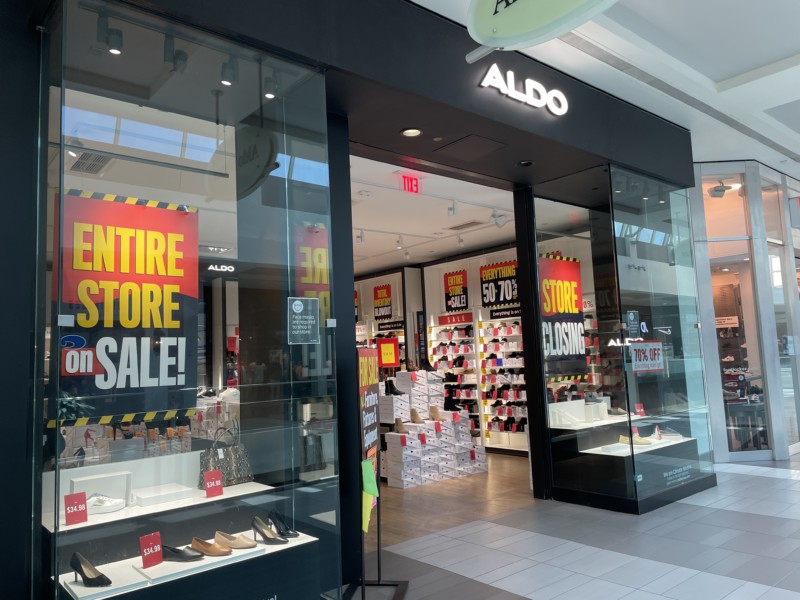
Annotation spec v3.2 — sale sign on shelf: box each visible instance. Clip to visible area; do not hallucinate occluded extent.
[64,492,88,526]
[630,341,664,373]
[139,531,163,568]
[203,469,223,498]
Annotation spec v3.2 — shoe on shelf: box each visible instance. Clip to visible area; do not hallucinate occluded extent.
[86,493,125,515]
[70,552,112,587]
[269,510,299,538]
[163,544,204,562]
[191,537,232,556]
[721,355,735,362]
[619,434,651,446]
[491,399,503,407]
[384,379,404,395]
[411,408,425,424]
[215,531,258,549]
[429,406,447,421]
[252,516,288,545]
[394,418,410,434]
[660,427,683,438]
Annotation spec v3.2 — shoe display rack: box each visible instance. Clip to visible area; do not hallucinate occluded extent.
[381,410,488,488]
[427,316,480,434]
[478,318,528,452]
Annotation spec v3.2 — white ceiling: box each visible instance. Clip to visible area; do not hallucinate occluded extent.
[412,0,800,182]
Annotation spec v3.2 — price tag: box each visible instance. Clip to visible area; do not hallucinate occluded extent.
[452,412,461,423]
[632,426,640,436]
[399,434,407,446]
[419,433,427,445]
[654,425,662,440]
[635,403,646,416]
[497,407,503,416]
[203,469,223,498]
[64,492,88,526]
[410,372,418,382]
[139,532,163,568]
[470,449,476,460]
[511,424,518,432]
[434,421,442,433]
[506,407,513,417]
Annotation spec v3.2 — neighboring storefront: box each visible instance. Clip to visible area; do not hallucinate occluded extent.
[5,0,717,597]
[690,161,800,462]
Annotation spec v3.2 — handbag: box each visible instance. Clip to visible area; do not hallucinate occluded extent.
[197,425,254,488]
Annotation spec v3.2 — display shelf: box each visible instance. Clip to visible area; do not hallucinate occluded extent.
[59,531,317,600]
[581,435,694,457]
[548,413,645,431]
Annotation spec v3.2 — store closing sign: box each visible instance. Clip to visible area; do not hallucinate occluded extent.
[480,261,518,307]
[444,270,468,311]
[538,254,585,360]
[295,222,330,322]
[373,284,392,320]
[59,193,198,393]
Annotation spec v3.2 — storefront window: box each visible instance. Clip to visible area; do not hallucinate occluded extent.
[763,177,786,242]
[43,1,340,597]
[610,167,713,499]
[702,174,748,239]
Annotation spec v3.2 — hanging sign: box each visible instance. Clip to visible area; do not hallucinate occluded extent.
[294,222,331,322]
[377,338,400,368]
[59,193,198,406]
[373,284,392,320]
[467,0,619,51]
[444,270,469,312]
[538,254,585,361]
[480,261,518,308]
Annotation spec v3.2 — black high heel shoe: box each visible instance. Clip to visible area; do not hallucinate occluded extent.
[269,510,299,538]
[252,516,288,545]
[70,552,111,587]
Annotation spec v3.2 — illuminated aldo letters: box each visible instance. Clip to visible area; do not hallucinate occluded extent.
[480,63,568,116]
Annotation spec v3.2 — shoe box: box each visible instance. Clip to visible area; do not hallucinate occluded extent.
[387,477,421,488]
[379,394,410,423]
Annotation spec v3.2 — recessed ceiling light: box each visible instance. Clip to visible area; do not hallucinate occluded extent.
[67,149,77,158]
[721,268,730,272]
[659,200,666,204]
[642,197,649,200]
[615,190,622,194]
[400,128,422,137]
[433,136,443,142]
[404,250,411,260]
[517,160,533,168]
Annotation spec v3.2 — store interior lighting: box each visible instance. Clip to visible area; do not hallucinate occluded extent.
[66,138,83,158]
[490,210,509,228]
[263,74,278,99]
[447,200,458,216]
[220,56,238,86]
[404,250,411,260]
[396,236,403,250]
[164,34,188,73]
[96,13,122,55]
[708,180,733,198]
[355,229,365,243]
[458,235,465,248]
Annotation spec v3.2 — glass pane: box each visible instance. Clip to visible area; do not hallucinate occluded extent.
[763,177,785,241]
[534,197,632,500]
[706,239,768,451]
[46,1,340,597]
[611,167,713,500]
[769,245,800,445]
[702,173,748,239]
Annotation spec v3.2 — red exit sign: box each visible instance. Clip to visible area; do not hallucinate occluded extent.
[401,175,419,194]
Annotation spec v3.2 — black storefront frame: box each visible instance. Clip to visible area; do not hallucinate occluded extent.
[7,0,708,596]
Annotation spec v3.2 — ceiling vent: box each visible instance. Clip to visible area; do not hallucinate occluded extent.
[70,152,112,175]
[447,220,484,232]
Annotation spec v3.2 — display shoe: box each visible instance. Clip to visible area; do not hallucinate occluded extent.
[410,408,425,424]
[394,418,410,433]
[491,399,503,407]
[70,552,111,587]
[608,407,627,416]
[444,372,458,383]
[191,537,232,556]
[86,493,125,515]
[215,531,257,549]
[269,510,299,538]
[252,516,288,545]
[428,406,447,421]
[619,434,651,446]
[384,379,404,396]
[162,544,204,562]
[660,427,683,439]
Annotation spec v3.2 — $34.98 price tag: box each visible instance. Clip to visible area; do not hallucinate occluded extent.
[64,492,88,526]
[139,532,163,568]
[203,469,223,498]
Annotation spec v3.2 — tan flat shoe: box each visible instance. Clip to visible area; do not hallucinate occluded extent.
[410,408,424,424]
[215,531,257,549]
[191,537,232,556]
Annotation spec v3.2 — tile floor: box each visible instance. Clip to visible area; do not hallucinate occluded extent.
[362,463,800,599]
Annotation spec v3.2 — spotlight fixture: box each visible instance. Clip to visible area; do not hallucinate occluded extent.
[107,28,123,55]
[458,235,465,248]
[659,199,666,204]
[263,76,278,99]
[66,138,83,158]
[516,160,533,168]
[400,128,422,138]
[721,268,730,272]
[164,34,188,73]
[708,180,732,198]
[490,210,509,228]
[404,250,411,261]
[220,56,238,86]
[396,236,403,250]
[447,200,458,217]
[355,229,365,244]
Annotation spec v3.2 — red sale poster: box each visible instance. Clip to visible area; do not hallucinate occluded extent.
[294,222,331,321]
[373,284,392,320]
[538,254,585,362]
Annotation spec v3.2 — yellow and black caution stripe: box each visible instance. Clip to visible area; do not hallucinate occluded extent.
[65,189,198,213]
[539,252,580,262]
[46,408,197,429]
[546,373,590,384]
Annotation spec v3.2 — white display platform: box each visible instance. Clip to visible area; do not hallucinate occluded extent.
[46,481,272,533]
[59,531,317,600]
[549,413,647,431]
[582,436,694,457]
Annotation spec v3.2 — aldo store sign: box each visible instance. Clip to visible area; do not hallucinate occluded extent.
[480,63,568,116]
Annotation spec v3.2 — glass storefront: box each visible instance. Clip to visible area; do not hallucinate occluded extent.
[43,1,341,597]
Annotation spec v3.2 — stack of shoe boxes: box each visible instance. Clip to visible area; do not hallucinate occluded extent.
[383,410,487,488]
[378,391,409,424]
[394,372,431,419]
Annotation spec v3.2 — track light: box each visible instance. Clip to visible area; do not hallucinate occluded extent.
[708,180,732,198]
[490,210,509,228]
[107,28,123,55]
[396,236,403,250]
[263,76,278,99]
[221,56,238,86]
[66,138,83,158]
[447,200,458,217]
[164,34,188,73]
[458,235,465,248]
[355,229,365,243]
[404,250,411,261]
